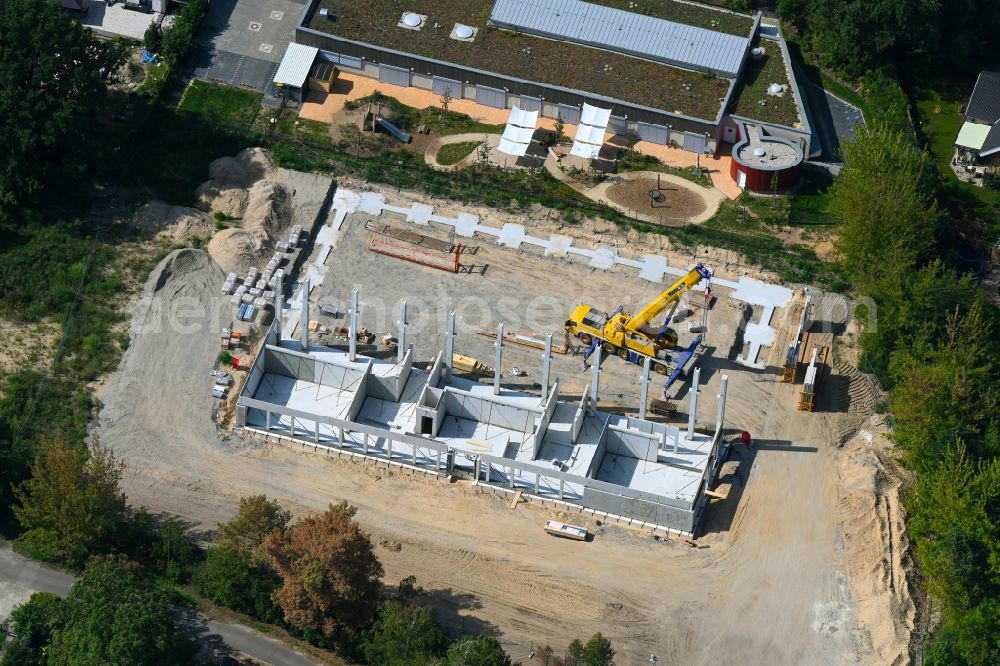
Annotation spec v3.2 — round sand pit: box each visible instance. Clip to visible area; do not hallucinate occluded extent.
[604,177,707,225]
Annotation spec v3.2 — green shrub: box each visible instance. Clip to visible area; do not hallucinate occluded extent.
[219,350,233,366]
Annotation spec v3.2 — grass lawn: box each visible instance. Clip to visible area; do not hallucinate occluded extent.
[178,80,263,127]
[437,141,478,166]
[789,171,835,225]
[729,41,801,127]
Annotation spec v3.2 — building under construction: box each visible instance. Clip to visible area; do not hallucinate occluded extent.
[236,285,732,535]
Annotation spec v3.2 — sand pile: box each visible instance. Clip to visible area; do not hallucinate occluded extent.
[838,419,918,666]
[194,182,249,219]
[206,228,268,275]
[133,201,213,244]
[208,147,276,186]
[242,180,291,233]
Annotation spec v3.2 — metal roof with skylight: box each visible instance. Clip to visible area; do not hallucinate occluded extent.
[489,0,750,77]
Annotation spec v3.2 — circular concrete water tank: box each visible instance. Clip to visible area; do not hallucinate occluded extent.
[455,24,474,39]
[403,13,422,27]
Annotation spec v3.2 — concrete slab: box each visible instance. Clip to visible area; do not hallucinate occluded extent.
[332,189,361,214]
[194,0,301,92]
[638,255,670,283]
[498,224,527,248]
[590,246,617,270]
[545,235,573,257]
[729,276,793,309]
[406,203,434,225]
[358,192,386,215]
[77,2,157,40]
[454,213,480,237]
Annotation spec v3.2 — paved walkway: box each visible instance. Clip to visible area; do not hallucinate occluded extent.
[0,546,317,666]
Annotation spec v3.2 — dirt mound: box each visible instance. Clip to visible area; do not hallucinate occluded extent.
[838,421,918,666]
[133,201,212,243]
[207,228,267,276]
[208,147,276,187]
[242,180,291,234]
[194,181,250,218]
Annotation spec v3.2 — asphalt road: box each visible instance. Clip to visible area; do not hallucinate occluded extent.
[0,546,316,666]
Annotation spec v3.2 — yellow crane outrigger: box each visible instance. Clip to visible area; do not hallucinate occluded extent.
[564,264,712,375]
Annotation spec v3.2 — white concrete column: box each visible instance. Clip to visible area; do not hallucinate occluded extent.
[349,288,359,362]
[397,299,407,363]
[716,374,729,433]
[590,344,601,404]
[445,310,456,378]
[300,279,310,352]
[687,367,701,438]
[493,321,504,396]
[639,356,651,420]
[274,274,283,340]
[541,334,552,400]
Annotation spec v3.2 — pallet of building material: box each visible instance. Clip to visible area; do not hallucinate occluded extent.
[475,323,569,354]
[318,303,340,318]
[649,399,677,417]
[368,237,459,273]
[330,325,375,344]
[451,353,494,376]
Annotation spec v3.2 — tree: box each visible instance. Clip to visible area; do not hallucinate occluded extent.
[47,557,184,666]
[446,636,516,666]
[566,633,615,666]
[259,501,384,643]
[197,544,283,624]
[1,592,63,665]
[553,113,565,142]
[219,494,291,554]
[0,0,113,206]
[143,22,163,54]
[13,439,127,567]
[888,301,998,469]
[829,125,938,301]
[440,89,453,112]
[359,601,446,666]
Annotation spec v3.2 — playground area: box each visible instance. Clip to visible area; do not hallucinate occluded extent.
[299,71,743,209]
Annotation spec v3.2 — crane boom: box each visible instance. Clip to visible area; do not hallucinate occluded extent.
[563,263,712,376]
[626,264,712,333]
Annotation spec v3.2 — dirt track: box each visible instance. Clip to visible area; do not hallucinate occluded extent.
[96,237,909,664]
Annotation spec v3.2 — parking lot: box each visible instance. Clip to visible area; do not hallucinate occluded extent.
[192,0,305,92]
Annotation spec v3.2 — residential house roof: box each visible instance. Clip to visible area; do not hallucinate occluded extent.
[965,70,1000,124]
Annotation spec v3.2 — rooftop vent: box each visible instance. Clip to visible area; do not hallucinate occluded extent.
[751,46,765,59]
[399,12,425,30]
[754,148,766,157]
[450,23,478,41]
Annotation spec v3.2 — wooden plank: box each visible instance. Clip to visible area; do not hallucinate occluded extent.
[509,490,523,509]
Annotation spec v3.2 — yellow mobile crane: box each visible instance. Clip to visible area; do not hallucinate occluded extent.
[564,264,712,375]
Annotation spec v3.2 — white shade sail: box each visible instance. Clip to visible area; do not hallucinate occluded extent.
[498,137,531,156]
[507,105,540,129]
[579,103,612,129]
[569,141,602,159]
[501,124,536,144]
[574,123,606,146]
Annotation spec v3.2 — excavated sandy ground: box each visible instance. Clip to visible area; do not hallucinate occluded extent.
[95,176,917,664]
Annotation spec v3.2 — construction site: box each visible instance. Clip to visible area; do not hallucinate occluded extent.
[95,149,914,664]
